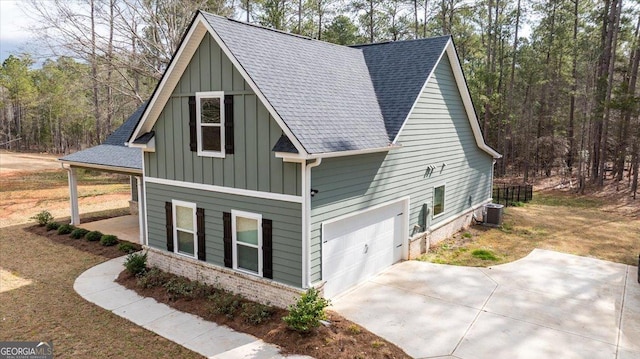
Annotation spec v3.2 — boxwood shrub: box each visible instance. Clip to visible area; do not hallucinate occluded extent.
[100,234,118,246]
[70,228,89,239]
[85,231,103,242]
[57,224,75,235]
[46,222,61,231]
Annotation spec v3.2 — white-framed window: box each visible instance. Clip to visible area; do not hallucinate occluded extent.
[433,185,445,217]
[196,91,225,157]
[232,210,262,276]
[173,200,197,258]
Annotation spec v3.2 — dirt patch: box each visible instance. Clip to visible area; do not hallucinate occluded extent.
[0,168,131,228]
[0,150,61,174]
[117,270,410,359]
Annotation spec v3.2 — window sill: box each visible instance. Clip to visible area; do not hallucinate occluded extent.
[174,251,198,260]
[197,150,226,158]
[234,267,263,278]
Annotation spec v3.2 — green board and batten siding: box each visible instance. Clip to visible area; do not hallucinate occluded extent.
[144,34,303,287]
[146,182,303,286]
[309,55,494,283]
[144,34,301,196]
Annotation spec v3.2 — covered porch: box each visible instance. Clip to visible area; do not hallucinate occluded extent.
[80,214,140,243]
[59,102,147,244]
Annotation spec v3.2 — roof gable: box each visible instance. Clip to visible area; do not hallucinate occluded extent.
[202,14,390,154]
[353,36,450,141]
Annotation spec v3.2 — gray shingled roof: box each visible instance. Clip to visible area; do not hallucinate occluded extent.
[202,13,450,154]
[60,102,146,171]
[60,145,141,170]
[353,37,451,140]
[203,14,390,154]
[104,102,147,146]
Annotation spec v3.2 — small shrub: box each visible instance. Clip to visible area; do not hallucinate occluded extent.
[46,222,61,231]
[137,267,171,288]
[471,249,498,261]
[85,231,103,242]
[210,292,241,318]
[70,228,89,239]
[346,324,362,335]
[57,224,75,235]
[100,234,118,246]
[371,340,385,349]
[31,210,54,226]
[163,276,213,300]
[241,302,274,325]
[118,242,138,253]
[124,251,147,276]
[282,288,330,333]
[462,231,473,239]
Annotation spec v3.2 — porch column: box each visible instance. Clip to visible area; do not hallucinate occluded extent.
[67,167,80,225]
[135,176,146,245]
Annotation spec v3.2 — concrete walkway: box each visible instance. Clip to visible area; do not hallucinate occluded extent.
[332,249,640,359]
[74,256,310,359]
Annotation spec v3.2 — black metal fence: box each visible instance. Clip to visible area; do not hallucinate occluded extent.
[492,184,533,206]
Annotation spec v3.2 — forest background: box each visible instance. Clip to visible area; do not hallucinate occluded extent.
[1,0,638,193]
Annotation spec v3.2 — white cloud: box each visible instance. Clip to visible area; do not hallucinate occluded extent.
[0,0,35,41]
[0,0,37,62]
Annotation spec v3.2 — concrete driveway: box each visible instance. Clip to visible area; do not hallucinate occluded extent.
[332,249,639,359]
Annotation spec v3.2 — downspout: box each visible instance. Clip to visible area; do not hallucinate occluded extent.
[61,163,80,225]
[135,176,145,245]
[303,158,322,288]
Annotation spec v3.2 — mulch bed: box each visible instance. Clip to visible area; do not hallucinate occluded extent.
[116,269,410,359]
[25,221,141,259]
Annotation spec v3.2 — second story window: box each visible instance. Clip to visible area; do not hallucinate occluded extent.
[196,91,225,157]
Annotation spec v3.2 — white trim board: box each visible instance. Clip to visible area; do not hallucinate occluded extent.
[61,161,142,175]
[145,177,303,203]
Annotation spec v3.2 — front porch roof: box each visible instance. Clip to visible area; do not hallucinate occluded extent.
[59,144,141,173]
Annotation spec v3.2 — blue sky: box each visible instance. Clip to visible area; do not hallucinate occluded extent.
[0,0,38,64]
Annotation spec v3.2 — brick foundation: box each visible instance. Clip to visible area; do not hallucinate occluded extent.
[408,203,487,259]
[144,247,303,309]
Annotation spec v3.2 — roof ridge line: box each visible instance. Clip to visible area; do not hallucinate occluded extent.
[201,11,363,51]
[351,35,452,48]
[201,11,314,41]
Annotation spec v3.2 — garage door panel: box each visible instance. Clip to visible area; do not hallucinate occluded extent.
[322,201,406,298]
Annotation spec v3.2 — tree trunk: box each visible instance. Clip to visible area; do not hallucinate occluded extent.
[567,0,579,175]
[615,16,639,182]
[370,0,374,42]
[597,0,621,186]
[414,0,419,39]
[90,0,100,144]
[423,0,428,38]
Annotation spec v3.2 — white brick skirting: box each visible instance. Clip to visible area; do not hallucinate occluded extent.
[144,247,303,309]
[407,203,487,259]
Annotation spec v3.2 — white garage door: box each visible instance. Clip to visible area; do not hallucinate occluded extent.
[322,200,406,298]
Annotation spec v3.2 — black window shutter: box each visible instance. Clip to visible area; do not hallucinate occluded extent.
[196,208,205,261]
[165,202,174,252]
[224,95,234,154]
[223,212,232,268]
[262,219,273,279]
[189,96,197,152]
